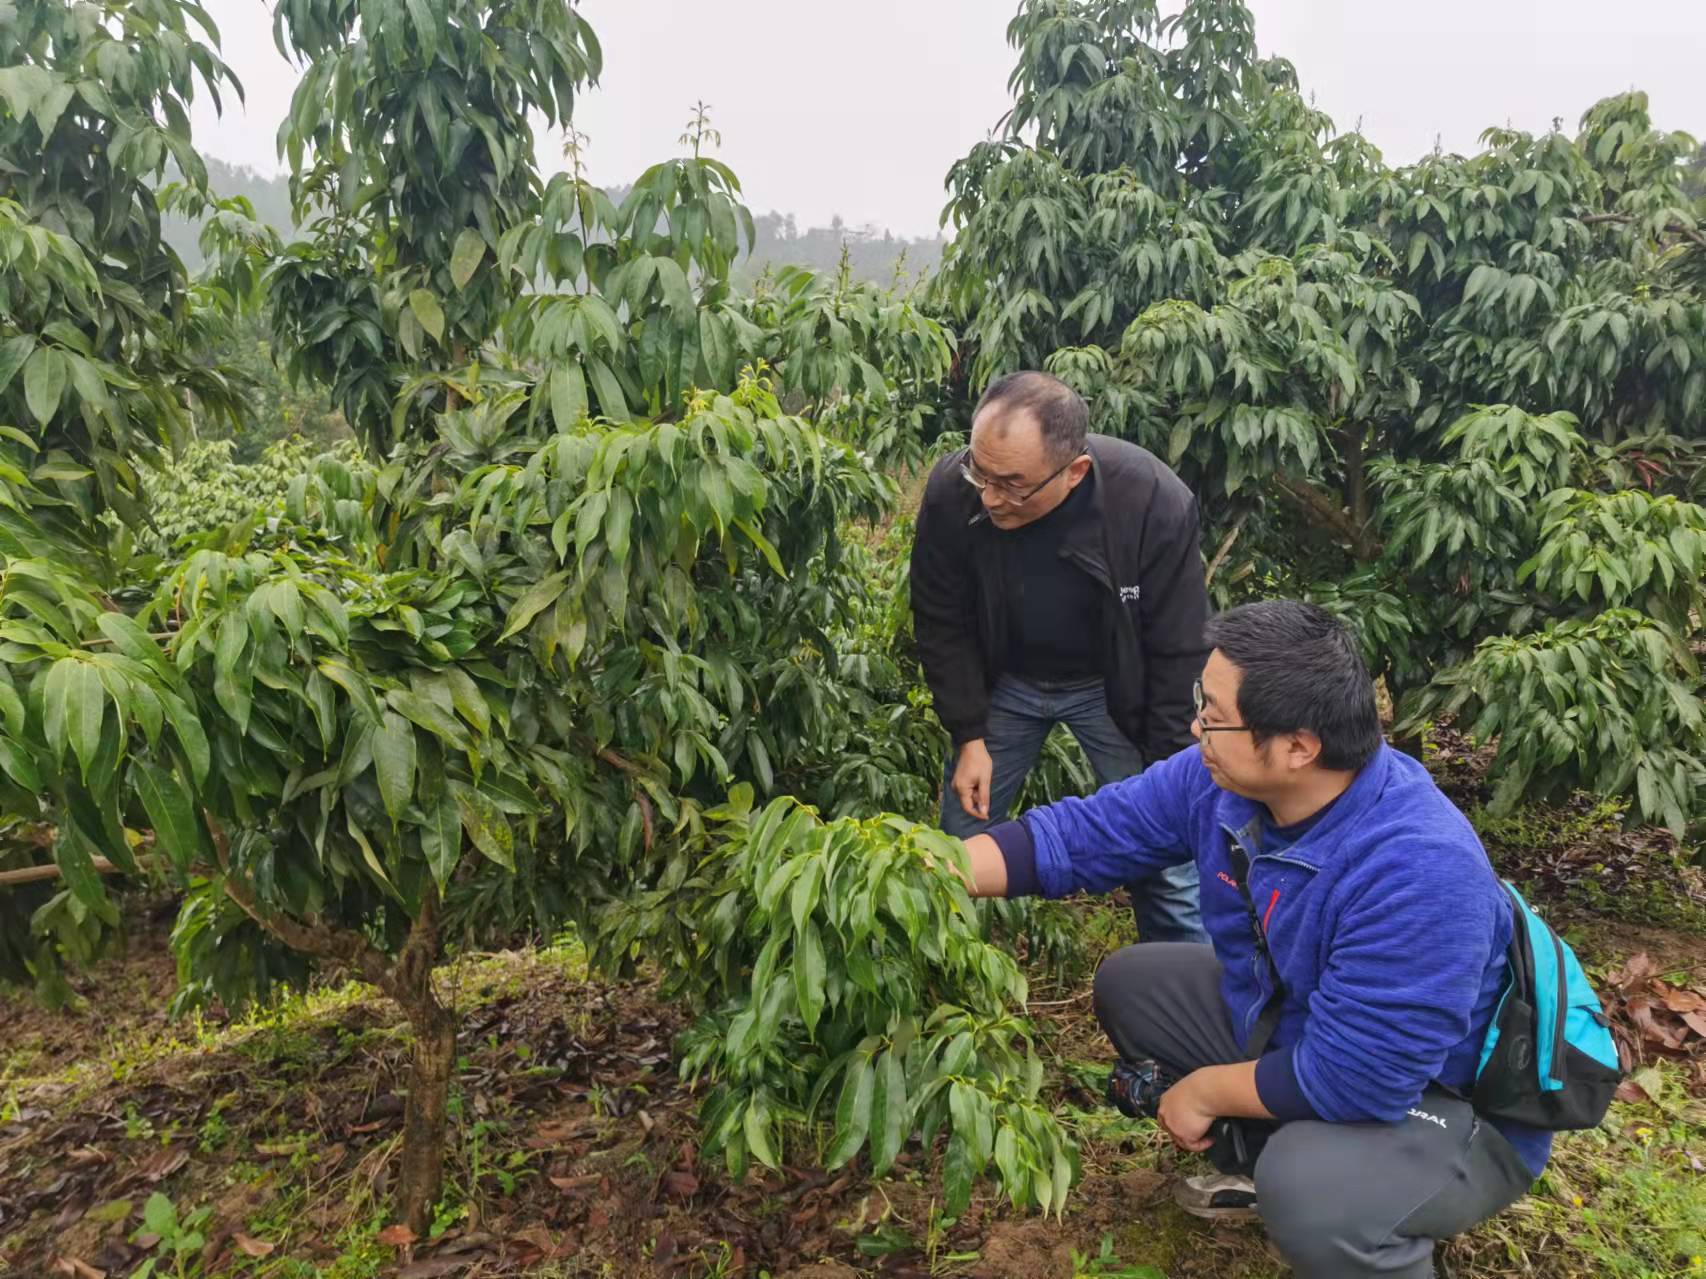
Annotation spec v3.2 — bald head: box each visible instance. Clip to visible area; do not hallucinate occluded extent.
[971,370,1089,466]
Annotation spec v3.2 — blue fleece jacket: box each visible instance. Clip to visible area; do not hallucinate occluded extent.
[998,742,1550,1176]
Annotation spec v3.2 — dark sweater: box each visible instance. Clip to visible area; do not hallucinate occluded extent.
[1006,473,1102,682]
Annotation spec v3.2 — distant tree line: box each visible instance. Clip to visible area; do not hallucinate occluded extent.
[167,161,942,288]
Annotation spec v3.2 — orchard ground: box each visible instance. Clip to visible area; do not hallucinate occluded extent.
[2,732,1703,1279]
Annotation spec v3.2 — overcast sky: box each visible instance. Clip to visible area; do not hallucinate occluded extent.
[190,0,1705,240]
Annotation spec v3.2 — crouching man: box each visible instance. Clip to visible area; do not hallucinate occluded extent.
[954,601,1545,1278]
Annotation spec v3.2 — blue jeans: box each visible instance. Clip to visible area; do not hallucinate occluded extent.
[941,674,1207,945]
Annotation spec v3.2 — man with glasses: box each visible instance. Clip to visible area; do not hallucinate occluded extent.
[950,601,1544,1278]
[910,369,1211,943]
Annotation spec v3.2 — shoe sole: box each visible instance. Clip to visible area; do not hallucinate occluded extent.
[1174,1200,1261,1223]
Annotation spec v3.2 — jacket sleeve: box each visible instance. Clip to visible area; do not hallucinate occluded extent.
[1282,854,1503,1123]
[1137,490,1210,762]
[909,459,989,746]
[1020,746,1208,896]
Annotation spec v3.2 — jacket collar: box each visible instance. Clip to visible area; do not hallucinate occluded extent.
[1216,743,1397,871]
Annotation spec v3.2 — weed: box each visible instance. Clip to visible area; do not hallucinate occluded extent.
[123,1100,157,1142]
[197,1092,239,1153]
[128,1192,212,1279]
[1071,1234,1166,1278]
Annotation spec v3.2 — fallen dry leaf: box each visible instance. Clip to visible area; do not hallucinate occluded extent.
[662,1170,699,1200]
[548,1173,601,1194]
[1657,984,1706,1013]
[525,1118,599,1148]
[377,1223,418,1247]
[1615,1077,1652,1103]
[397,1258,477,1278]
[1626,997,1688,1050]
[234,1234,276,1259]
[66,1147,110,1169]
[141,1148,189,1182]
[50,1257,106,1279]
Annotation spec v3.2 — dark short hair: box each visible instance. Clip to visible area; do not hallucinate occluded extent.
[972,370,1088,464]
[1204,600,1381,772]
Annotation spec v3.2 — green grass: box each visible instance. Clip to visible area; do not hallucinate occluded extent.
[6,933,1705,1279]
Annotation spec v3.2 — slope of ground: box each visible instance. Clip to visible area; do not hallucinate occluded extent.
[2,754,1704,1279]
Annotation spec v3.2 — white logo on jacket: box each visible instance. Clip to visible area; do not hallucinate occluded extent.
[1406,1108,1448,1129]
[1119,584,1141,604]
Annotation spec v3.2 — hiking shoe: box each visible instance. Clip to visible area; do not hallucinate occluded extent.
[1172,1172,1259,1222]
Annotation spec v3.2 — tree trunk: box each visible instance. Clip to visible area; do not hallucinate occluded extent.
[209,819,456,1236]
[1340,425,1371,533]
[396,980,456,1236]
[392,887,453,1238]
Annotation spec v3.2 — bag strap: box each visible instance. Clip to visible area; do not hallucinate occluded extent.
[1503,881,1567,1087]
[1226,835,1286,1059]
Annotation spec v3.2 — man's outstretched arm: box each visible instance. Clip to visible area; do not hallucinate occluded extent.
[959,832,1008,896]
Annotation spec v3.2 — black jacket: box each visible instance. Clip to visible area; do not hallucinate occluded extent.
[909,434,1210,764]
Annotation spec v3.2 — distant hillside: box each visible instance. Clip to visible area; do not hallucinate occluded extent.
[169,161,943,288]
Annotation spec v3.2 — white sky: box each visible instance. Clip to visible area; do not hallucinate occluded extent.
[190,0,1706,240]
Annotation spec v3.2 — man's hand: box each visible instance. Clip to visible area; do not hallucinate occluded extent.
[952,738,994,822]
[1156,1071,1219,1152]
[1155,1063,1273,1152]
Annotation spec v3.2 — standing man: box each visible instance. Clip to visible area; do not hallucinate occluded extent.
[910,370,1210,943]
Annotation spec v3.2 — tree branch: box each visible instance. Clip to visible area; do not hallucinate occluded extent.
[1581,211,1706,251]
[1271,472,1382,562]
[0,856,115,887]
[594,747,656,851]
[1204,510,1249,587]
[207,817,394,992]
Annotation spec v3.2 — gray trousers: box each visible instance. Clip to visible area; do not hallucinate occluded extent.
[1093,944,1535,1279]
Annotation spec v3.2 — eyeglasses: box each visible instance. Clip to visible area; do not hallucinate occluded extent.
[1194,679,1256,734]
[960,450,1086,505]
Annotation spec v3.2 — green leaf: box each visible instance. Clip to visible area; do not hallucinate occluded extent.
[421,786,462,889]
[869,1050,908,1177]
[743,1097,778,1168]
[0,736,40,793]
[735,518,785,576]
[942,1130,975,1216]
[54,823,113,921]
[373,711,417,824]
[269,580,305,641]
[454,783,514,869]
[501,571,570,641]
[409,289,446,343]
[44,657,105,780]
[794,917,826,1038]
[161,694,211,785]
[0,334,35,396]
[442,666,491,734]
[212,613,251,733]
[549,362,588,431]
[450,228,487,289]
[23,347,66,424]
[95,612,164,667]
[133,759,202,874]
[825,1053,875,1168]
[586,356,628,421]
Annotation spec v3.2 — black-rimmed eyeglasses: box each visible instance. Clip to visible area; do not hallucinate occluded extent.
[1194,678,1255,734]
[960,450,1086,505]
